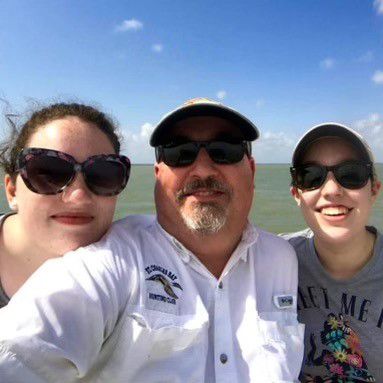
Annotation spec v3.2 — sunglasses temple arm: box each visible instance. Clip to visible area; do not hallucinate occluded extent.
[244,142,252,156]
[155,147,162,163]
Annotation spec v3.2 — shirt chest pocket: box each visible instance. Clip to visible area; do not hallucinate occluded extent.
[96,305,208,383]
[258,312,305,382]
[113,305,209,382]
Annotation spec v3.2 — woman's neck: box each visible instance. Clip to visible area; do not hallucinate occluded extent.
[0,214,58,297]
[314,229,376,280]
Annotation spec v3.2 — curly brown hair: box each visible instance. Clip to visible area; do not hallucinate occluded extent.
[0,102,122,179]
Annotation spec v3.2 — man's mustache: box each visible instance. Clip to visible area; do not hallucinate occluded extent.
[176,177,232,202]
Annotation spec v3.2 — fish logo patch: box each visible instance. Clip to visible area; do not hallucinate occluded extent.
[146,274,183,299]
[145,264,183,305]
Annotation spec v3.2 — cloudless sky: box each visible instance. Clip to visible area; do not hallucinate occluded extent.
[1,0,383,162]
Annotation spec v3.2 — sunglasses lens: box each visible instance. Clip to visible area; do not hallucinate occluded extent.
[161,141,246,167]
[25,155,73,194]
[295,165,326,190]
[335,163,370,189]
[84,158,129,196]
[207,141,245,164]
[162,143,198,167]
[294,162,371,190]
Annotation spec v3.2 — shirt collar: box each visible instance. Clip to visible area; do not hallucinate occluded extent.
[154,219,190,261]
[236,221,259,262]
[154,218,259,265]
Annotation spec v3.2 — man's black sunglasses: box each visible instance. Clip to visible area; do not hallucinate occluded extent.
[155,140,252,167]
[290,161,373,191]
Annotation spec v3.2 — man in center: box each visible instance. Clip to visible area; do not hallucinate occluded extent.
[153,99,256,278]
[0,98,304,382]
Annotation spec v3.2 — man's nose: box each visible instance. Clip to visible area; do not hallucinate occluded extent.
[188,148,219,177]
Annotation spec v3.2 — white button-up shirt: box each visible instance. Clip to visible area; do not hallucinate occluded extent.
[0,215,304,382]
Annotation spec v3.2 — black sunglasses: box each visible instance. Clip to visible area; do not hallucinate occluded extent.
[155,140,251,167]
[290,161,373,191]
[16,148,131,196]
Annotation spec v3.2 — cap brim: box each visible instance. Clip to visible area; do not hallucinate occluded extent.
[150,103,259,146]
[292,123,373,166]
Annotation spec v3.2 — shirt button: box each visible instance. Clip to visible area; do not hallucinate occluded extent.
[218,281,223,289]
[220,353,228,364]
[180,253,190,263]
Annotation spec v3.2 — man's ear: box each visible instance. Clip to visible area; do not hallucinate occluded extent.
[371,179,382,201]
[154,162,160,177]
[290,186,302,207]
[249,157,256,180]
[5,174,18,211]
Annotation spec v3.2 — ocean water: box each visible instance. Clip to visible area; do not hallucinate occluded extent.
[1,164,382,234]
[113,164,383,234]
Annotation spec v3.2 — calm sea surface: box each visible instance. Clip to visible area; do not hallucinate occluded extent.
[1,164,382,234]
[116,164,383,234]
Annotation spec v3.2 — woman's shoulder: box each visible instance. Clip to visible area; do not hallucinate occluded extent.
[279,228,313,250]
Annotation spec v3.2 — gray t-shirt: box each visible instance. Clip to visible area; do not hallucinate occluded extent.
[283,227,383,383]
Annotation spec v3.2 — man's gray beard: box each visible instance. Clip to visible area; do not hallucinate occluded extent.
[180,201,227,235]
[176,176,232,235]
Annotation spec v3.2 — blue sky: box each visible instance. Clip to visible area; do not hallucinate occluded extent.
[1,0,383,163]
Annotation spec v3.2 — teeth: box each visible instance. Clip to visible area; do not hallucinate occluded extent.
[321,206,349,216]
[193,190,216,196]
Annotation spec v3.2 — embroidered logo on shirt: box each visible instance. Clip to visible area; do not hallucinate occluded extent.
[145,264,183,305]
[273,294,295,309]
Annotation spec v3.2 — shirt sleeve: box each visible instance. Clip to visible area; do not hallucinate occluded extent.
[0,233,133,383]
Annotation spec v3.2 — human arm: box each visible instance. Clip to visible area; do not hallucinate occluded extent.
[0,235,133,383]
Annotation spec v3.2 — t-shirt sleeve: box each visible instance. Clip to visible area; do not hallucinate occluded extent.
[0,232,134,383]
